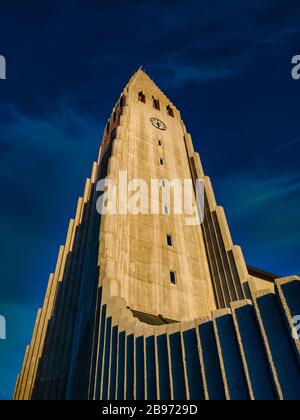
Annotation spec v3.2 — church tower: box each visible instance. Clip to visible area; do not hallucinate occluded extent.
[14,69,300,400]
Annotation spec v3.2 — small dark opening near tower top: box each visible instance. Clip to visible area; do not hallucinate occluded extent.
[167,105,174,117]
[167,234,173,247]
[138,91,146,103]
[153,97,160,110]
[170,271,176,285]
[120,94,126,107]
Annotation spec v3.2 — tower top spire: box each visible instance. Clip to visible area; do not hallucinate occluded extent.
[126,66,174,107]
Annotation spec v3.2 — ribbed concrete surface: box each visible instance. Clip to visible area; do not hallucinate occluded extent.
[87,278,299,401]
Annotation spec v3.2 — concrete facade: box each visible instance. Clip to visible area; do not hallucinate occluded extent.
[14,70,300,400]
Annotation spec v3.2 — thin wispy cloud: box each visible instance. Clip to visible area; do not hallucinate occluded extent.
[272,138,300,152]
[165,63,235,84]
[220,171,300,211]
[253,175,300,202]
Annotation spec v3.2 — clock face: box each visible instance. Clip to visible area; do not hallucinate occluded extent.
[150,117,167,131]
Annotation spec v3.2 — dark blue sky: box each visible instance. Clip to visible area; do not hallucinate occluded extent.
[0,0,299,399]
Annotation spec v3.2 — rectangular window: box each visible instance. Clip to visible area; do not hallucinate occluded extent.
[167,234,173,247]
[158,139,162,146]
[160,158,164,166]
[170,271,177,285]
[153,98,160,110]
[161,179,166,188]
[138,91,146,103]
[164,205,169,214]
[167,105,174,117]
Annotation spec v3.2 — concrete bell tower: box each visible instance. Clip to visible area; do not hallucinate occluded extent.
[14,69,300,400]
